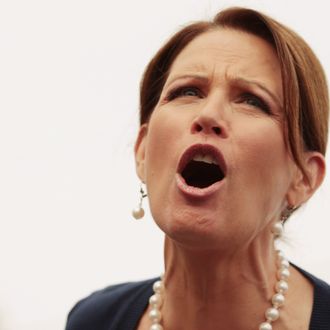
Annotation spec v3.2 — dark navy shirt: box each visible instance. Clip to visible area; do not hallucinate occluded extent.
[66,266,330,330]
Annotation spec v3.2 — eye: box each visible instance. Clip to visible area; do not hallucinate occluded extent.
[166,86,203,101]
[238,92,271,114]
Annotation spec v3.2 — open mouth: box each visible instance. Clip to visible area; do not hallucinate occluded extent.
[178,145,226,189]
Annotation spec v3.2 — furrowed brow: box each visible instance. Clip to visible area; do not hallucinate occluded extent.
[164,74,209,89]
[230,77,282,108]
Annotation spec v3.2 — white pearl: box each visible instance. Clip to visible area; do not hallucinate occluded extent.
[272,222,283,236]
[148,251,289,330]
[149,293,162,308]
[150,324,163,330]
[277,267,290,280]
[272,293,285,307]
[278,258,290,269]
[149,308,162,323]
[276,280,289,293]
[276,250,286,261]
[153,280,164,293]
[259,322,272,330]
[265,307,280,321]
[132,207,144,219]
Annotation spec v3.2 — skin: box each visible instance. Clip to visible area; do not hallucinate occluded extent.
[135,29,325,330]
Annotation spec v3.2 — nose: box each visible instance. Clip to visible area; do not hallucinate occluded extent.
[190,96,228,138]
[191,120,222,135]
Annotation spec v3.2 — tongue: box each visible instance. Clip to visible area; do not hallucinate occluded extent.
[181,160,223,188]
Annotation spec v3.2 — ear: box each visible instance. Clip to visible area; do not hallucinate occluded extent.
[286,151,326,206]
[134,124,148,182]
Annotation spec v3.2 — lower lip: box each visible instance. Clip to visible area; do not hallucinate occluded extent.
[175,174,224,198]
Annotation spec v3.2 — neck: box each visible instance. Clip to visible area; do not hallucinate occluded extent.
[161,236,279,330]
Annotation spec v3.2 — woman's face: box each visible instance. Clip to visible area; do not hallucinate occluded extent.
[135,29,299,251]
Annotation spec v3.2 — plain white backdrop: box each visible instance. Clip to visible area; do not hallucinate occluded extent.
[0,0,329,329]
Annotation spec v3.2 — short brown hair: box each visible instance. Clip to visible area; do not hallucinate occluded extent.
[139,7,329,176]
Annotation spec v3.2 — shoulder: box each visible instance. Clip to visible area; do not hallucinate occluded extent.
[65,277,157,330]
[293,264,330,329]
[296,265,330,301]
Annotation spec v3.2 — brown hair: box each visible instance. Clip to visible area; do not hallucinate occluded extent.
[139,7,329,176]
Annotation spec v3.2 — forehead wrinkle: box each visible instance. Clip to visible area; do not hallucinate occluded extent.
[165,39,282,107]
[164,62,211,89]
[167,61,209,79]
[167,43,241,80]
[166,60,233,88]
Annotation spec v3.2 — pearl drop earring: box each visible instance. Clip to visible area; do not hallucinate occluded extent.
[271,205,295,237]
[132,184,147,220]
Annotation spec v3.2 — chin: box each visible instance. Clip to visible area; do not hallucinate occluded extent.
[154,207,230,250]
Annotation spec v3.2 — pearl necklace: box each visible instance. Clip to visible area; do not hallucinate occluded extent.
[148,249,290,330]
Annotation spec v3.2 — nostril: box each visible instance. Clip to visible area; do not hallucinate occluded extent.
[192,122,222,135]
[195,123,203,132]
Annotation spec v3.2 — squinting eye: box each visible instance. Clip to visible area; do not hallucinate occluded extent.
[239,93,271,114]
[166,86,202,101]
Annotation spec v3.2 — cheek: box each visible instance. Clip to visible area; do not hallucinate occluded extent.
[144,113,180,182]
[234,123,292,192]
[241,120,287,163]
[143,114,182,229]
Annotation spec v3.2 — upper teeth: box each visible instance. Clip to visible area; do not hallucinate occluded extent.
[192,153,218,165]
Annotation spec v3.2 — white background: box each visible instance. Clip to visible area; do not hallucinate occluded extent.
[0,1,329,329]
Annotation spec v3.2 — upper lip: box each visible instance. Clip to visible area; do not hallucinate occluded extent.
[177,143,227,176]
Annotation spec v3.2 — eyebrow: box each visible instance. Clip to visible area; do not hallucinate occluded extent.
[230,77,282,109]
[164,74,283,108]
[164,74,209,89]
